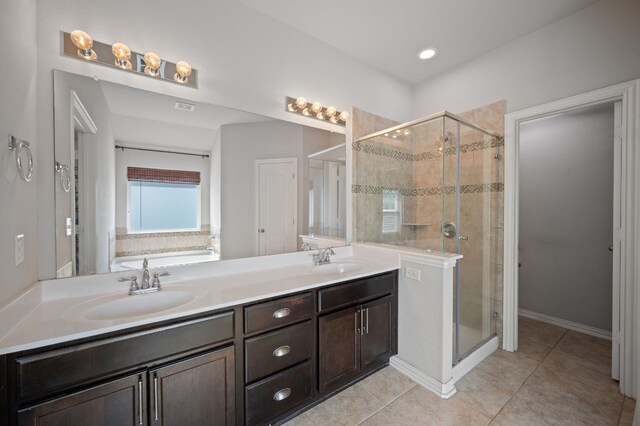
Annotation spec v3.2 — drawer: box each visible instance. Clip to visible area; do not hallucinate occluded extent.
[244,292,312,334]
[245,361,312,426]
[15,311,234,401]
[244,321,312,383]
[318,272,395,313]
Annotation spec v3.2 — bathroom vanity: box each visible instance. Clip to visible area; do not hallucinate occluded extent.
[0,257,398,425]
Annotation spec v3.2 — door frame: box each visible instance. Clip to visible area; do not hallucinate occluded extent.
[254,158,298,256]
[502,79,639,397]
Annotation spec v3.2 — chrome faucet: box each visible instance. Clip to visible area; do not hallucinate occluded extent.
[142,258,151,289]
[313,248,335,266]
[117,257,170,295]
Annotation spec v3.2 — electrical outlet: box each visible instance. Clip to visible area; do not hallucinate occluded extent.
[15,234,24,266]
[405,267,421,281]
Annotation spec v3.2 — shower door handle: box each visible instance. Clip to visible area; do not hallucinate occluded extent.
[258,228,265,233]
[459,236,468,241]
[608,245,613,252]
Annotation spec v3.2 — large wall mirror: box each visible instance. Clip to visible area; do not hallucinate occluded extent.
[52,69,346,279]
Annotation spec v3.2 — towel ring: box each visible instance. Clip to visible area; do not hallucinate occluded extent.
[55,161,71,192]
[8,136,33,182]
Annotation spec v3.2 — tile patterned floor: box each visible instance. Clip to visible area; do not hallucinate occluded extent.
[284,316,634,425]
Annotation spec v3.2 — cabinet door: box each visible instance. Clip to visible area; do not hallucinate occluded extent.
[361,296,393,370]
[318,306,360,393]
[149,346,235,426]
[18,373,145,426]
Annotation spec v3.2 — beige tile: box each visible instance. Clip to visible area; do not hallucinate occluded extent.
[369,386,491,426]
[554,330,611,375]
[453,366,516,418]
[475,348,539,390]
[292,383,385,426]
[539,350,617,391]
[618,397,636,426]
[518,315,567,348]
[495,372,622,426]
[357,366,417,405]
[515,338,553,363]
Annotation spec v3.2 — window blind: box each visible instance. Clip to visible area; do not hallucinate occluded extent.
[127,167,200,185]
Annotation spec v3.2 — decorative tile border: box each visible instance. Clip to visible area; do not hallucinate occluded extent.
[116,246,209,258]
[353,137,503,162]
[116,230,210,241]
[352,183,503,196]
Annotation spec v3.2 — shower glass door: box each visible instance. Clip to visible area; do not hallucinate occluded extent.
[451,120,497,363]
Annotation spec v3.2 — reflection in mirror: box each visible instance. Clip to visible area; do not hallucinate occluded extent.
[302,144,346,250]
[52,69,346,279]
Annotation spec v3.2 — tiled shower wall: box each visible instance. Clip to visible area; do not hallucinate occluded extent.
[352,101,505,343]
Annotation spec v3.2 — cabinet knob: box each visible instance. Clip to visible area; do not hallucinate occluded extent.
[272,345,291,357]
[273,387,291,401]
[273,308,291,319]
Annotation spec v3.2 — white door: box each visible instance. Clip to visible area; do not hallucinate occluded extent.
[256,159,297,256]
[611,100,622,380]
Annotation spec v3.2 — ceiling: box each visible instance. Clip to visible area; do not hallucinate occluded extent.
[235,0,599,85]
[100,80,272,151]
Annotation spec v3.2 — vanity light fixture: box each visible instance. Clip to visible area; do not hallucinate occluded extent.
[62,31,198,88]
[174,61,192,84]
[70,30,97,60]
[285,96,349,126]
[143,52,161,76]
[417,47,438,60]
[112,42,132,69]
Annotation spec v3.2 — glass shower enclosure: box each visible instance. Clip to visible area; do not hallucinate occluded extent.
[353,111,503,364]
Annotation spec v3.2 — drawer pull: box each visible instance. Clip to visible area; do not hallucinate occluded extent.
[272,345,291,357]
[273,387,292,401]
[273,308,291,319]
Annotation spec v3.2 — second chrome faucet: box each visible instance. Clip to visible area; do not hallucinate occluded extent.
[118,258,170,295]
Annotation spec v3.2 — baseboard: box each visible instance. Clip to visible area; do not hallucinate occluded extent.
[452,335,499,382]
[519,308,612,341]
[389,356,456,399]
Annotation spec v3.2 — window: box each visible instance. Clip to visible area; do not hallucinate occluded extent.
[128,167,200,232]
[382,189,401,233]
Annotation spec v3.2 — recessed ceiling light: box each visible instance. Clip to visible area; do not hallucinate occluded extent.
[417,47,438,61]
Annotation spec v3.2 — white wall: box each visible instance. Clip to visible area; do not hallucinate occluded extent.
[412,0,640,116]
[52,70,116,275]
[0,0,38,306]
[35,0,413,280]
[115,149,211,229]
[519,103,614,331]
[219,121,341,259]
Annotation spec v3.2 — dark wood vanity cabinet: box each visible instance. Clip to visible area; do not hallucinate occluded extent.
[318,273,396,394]
[7,311,236,426]
[17,372,145,425]
[17,346,235,426]
[243,293,314,426]
[2,270,398,426]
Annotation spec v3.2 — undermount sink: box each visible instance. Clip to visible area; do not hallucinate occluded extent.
[64,286,207,321]
[311,261,361,275]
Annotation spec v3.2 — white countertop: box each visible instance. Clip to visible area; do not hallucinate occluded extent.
[0,249,399,354]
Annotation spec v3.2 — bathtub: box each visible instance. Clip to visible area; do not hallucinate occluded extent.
[111,250,220,272]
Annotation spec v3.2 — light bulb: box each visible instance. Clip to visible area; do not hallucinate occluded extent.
[329,116,338,124]
[384,133,390,137]
[111,43,132,69]
[287,103,297,112]
[339,111,349,122]
[325,106,337,118]
[295,97,308,109]
[404,130,411,135]
[311,102,322,114]
[392,135,398,139]
[316,112,325,120]
[302,108,311,116]
[70,30,97,60]
[174,61,192,83]
[143,52,161,76]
